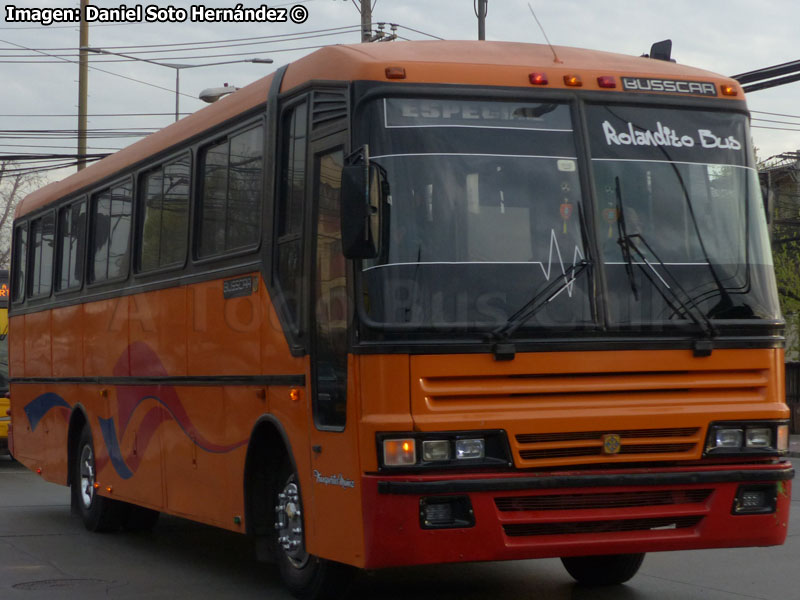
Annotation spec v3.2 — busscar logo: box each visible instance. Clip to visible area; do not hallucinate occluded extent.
[622,77,718,97]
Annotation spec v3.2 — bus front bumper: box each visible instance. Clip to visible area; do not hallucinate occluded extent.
[360,463,793,569]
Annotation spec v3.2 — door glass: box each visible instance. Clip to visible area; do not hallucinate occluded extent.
[313,148,347,429]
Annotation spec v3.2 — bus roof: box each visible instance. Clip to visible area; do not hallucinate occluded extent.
[16,40,740,219]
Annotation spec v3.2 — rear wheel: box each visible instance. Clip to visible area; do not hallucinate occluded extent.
[561,553,645,585]
[71,424,124,532]
[274,466,354,600]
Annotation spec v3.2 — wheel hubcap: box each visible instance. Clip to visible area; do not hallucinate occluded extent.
[275,480,308,567]
[79,444,95,509]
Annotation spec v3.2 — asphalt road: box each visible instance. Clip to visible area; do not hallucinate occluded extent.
[1,455,797,600]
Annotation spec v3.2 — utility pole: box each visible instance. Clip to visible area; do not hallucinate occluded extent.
[360,0,372,43]
[477,0,488,40]
[77,0,89,171]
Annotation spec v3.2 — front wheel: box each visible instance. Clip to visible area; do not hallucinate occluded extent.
[274,468,354,600]
[561,553,645,585]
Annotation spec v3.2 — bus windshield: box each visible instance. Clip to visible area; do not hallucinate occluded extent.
[359,97,780,333]
[587,104,780,325]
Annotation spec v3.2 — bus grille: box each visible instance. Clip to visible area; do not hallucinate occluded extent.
[415,363,770,468]
[503,516,703,537]
[494,489,713,512]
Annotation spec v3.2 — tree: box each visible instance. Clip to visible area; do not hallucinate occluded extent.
[0,161,41,269]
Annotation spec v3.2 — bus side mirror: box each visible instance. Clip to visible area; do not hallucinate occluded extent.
[341,146,386,259]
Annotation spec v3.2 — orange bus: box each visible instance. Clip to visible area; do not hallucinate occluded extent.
[8,40,793,598]
[0,270,8,455]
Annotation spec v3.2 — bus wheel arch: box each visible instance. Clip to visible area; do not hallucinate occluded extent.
[244,416,297,561]
[244,416,355,598]
[66,404,89,488]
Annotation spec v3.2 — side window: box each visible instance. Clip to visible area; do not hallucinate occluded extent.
[11,224,27,303]
[197,124,264,258]
[29,212,55,298]
[139,154,191,272]
[275,101,308,331]
[92,180,132,283]
[57,201,86,291]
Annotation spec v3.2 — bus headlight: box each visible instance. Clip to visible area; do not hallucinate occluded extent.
[705,422,789,456]
[455,438,485,460]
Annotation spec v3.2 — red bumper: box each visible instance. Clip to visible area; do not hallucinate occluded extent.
[361,463,793,569]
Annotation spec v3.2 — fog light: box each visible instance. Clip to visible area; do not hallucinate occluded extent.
[745,427,771,448]
[383,439,416,466]
[733,485,777,514]
[455,438,485,460]
[422,440,450,461]
[423,501,453,526]
[715,428,743,449]
[420,496,475,529]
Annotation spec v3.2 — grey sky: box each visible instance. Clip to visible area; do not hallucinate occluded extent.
[1,0,798,182]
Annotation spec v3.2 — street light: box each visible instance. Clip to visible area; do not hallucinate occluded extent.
[82,47,273,121]
[198,84,241,104]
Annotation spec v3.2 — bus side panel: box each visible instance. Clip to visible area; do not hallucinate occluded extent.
[10,383,69,483]
[24,310,51,377]
[52,305,84,377]
[83,297,130,377]
[161,386,243,527]
[188,279,261,376]
[128,288,187,377]
[9,315,24,378]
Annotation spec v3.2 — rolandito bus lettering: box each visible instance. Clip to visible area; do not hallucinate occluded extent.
[602,120,742,151]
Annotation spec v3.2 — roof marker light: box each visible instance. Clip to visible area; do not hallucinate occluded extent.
[564,74,583,87]
[529,72,548,85]
[597,76,617,89]
[720,84,738,97]
[385,66,406,80]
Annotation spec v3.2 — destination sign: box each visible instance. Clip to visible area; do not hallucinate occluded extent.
[384,98,572,130]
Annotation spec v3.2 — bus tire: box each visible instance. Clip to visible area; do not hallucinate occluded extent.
[274,465,354,600]
[71,424,124,532]
[561,553,645,585]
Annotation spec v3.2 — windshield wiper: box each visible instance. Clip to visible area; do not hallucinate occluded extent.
[615,177,638,301]
[615,217,717,355]
[489,258,591,342]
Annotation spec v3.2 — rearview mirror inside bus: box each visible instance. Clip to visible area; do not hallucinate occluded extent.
[341,146,385,259]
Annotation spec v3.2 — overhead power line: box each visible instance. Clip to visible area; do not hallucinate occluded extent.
[0,24,357,53]
[0,26,361,60]
[0,38,197,99]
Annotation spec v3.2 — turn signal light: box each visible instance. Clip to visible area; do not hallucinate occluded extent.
[564,74,583,87]
[720,84,738,96]
[383,438,416,466]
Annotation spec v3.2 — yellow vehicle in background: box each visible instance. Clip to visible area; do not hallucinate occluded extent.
[0,270,9,456]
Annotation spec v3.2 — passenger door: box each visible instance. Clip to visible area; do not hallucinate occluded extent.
[306,135,364,562]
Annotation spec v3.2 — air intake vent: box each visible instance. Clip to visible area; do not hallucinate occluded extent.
[503,516,703,537]
[495,489,713,512]
[312,90,347,130]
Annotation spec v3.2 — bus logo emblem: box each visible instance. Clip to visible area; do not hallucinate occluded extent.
[602,434,622,455]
